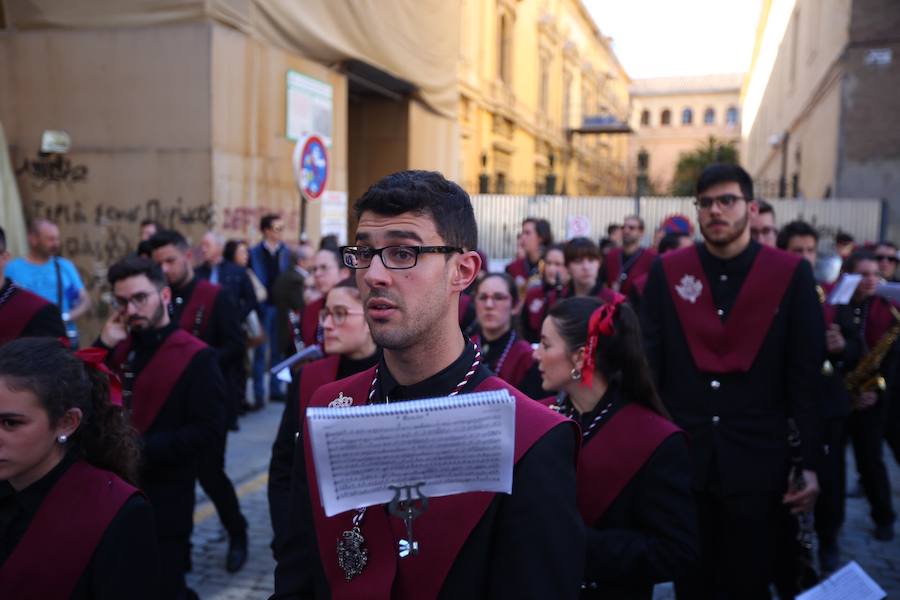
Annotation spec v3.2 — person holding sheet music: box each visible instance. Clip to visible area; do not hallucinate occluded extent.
[268,276,378,563]
[469,273,534,390]
[0,337,159,599]
[534,296,698,599]
[272,170,584,599]
[97,256,225,600]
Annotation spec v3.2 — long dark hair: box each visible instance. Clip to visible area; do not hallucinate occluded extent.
[0,338,141,485]
[548,297,669,418]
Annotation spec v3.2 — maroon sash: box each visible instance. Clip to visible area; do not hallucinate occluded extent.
[179,279,220,339]
[525,285,567,332]
[111,329,206,433]
[302,297,324,347]
[631,273,649,298]
[0,286,50,344]
[497,340,534,388]
[661,245,799,373]
[505,257,529,280]
[458,293,472,325]
[865,296,899,349]
[606,247,657,294]
[297,354,341,422]
[577,403,682,525]
[0,462,138,599]
[304,370,576,600]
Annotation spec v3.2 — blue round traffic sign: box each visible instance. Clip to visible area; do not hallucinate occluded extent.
[298,135,328,200]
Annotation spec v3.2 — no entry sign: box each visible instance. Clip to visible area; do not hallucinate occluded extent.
[293,134,329,200]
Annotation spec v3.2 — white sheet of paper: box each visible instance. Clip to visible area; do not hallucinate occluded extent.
[827,274,862,305]
[276,368,292,383]
[875,281,900,305]
[306,390,516,517]
[796,561,886,600]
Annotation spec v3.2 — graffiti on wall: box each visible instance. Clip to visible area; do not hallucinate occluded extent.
[15,155,89,190]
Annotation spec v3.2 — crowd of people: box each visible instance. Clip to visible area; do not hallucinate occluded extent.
[1,163,899,599]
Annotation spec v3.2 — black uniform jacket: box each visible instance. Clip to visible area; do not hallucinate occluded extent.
[0,278,67,340]
[196,260,258,319]
[101,323,226,537]
[0,456,160,600]
[271,342,585,600]
[268,351,379,560]
[171,276,245,366]
[640,241,825,494]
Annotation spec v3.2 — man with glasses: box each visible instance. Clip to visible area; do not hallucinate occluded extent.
[98,256,225,600]
[272,170,583,599]
[874,241,899,282]
[640,164,824,599]
[601,215,656,295]
[750,199,778,247]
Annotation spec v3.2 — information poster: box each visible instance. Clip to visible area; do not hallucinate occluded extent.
[286,71,333,145]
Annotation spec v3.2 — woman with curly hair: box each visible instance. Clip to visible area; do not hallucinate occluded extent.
[0,338,159,599]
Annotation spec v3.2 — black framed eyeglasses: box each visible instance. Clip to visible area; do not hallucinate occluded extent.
[340,245,464,270]
[694,194,747,209]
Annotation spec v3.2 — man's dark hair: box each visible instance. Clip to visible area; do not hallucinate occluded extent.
[607,223,622,236]
[696,163,754,202]
[776,220,818,250]
[319,234,340,252]
[835,231,854,245]
[260,214,281,233]
[523,218,553,247]
[844,249,877,274]
[658,232,689,254]
[623,214,645,230]
[0,225,6,254]
[756,199,774,216]
[147,229,189,252]
[107,255,167,288]
[223,239,246,263]
[564,237,600,265]
[354,170,477,251]
[139,219,162,230]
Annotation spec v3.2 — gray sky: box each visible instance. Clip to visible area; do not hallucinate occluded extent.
[583,0,763,79]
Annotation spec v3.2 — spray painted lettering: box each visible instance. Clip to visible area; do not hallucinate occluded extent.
[15,155,89,190]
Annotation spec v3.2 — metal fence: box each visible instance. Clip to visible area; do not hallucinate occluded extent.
[472,195,884,261]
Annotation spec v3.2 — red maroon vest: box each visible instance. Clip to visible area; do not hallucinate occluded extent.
[297,354,341,423]
[524,284,568,333]
[864,295,900,349]
[303,370,576,600]
[470,333,534,388]
[302,297,325,347]
[179,279,220,339]
[110,329,207,433]
[661,245,800,373]
[0,286,50,344]
[0,462,139,599]
[505,257,529,280]
[605,247,657,295]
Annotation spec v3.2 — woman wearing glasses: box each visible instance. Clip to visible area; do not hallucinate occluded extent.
[0,338,159,599]
[268,277,378,563]
[533,296,698,599]
[298,248,351,347]
[469,273,534,390]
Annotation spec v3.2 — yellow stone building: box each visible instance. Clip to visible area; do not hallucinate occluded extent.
[457,0,632,196]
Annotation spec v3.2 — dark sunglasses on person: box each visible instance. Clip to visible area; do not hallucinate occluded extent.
[876,254,898,264]
[694,193,747,209]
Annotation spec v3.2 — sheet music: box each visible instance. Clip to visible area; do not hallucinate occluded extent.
[875,281,900,305]
[827,274,862,305]
[307,390,516,517]
[796,561,886,600]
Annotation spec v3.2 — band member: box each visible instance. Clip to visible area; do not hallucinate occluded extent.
[750,199,778,247]
[148,229,250,571]
[268,276,379,561]
[522,243,570,343]
[506,217,553,292]
[535,296,698,598]
[601,215,656,295]
[628,232,693,312]
[272,170,584,599]
[0,226,66,344]
[833,250,898,542]
[565,237,617,302]
[299,248,350,348]
[640,164,824,598]
[470,273,534,389]
[99,256,226,599]
[0,338,159,599]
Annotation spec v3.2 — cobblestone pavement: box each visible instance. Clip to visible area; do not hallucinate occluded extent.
[186,402,900,599]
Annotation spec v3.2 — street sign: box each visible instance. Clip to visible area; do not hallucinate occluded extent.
[293,134,329,201]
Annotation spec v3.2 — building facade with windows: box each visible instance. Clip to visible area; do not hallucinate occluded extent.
[457,0,632,196]
[742,0,900,236]
[628,74,742,193]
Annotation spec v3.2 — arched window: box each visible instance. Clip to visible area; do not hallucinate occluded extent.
[682,107,693,125]
[726,106,739,125]
[704,108,716,124]
[640,109,650,126]
[661,109,671,126]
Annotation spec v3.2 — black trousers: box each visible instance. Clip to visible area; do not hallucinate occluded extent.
[848,399,895,527]
[816,417,848,543]
[885,392,900,466]
[197,434,248,539]
[159,536,193,600]
[675,489,781,600]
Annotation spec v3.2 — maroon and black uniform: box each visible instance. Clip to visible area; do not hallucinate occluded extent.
[640,241,824,598]
[0,457,158,600]
[0,278,66,344]
[522,282,569,343]
[470,329,534,390]
[300,297,325,348]
[505,256,539,283]
[272,343,585,599]
[602,247,657,295]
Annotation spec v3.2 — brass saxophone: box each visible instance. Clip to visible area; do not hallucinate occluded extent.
[845,305,900,395]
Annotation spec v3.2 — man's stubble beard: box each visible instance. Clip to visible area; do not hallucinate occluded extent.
[701,210,749,248]
[367,284,448,353]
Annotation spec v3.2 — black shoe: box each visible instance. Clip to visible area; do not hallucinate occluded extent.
[818,539,840,572]
[874,523,895,541]
[225,534,248,573]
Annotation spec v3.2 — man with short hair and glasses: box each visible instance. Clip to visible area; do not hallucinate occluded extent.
[97,256,225,600]
[640,163,824,598]
[750,199,778,247]
[874,241,899,282]
[601,214,656,294]
[272,170,583,599]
